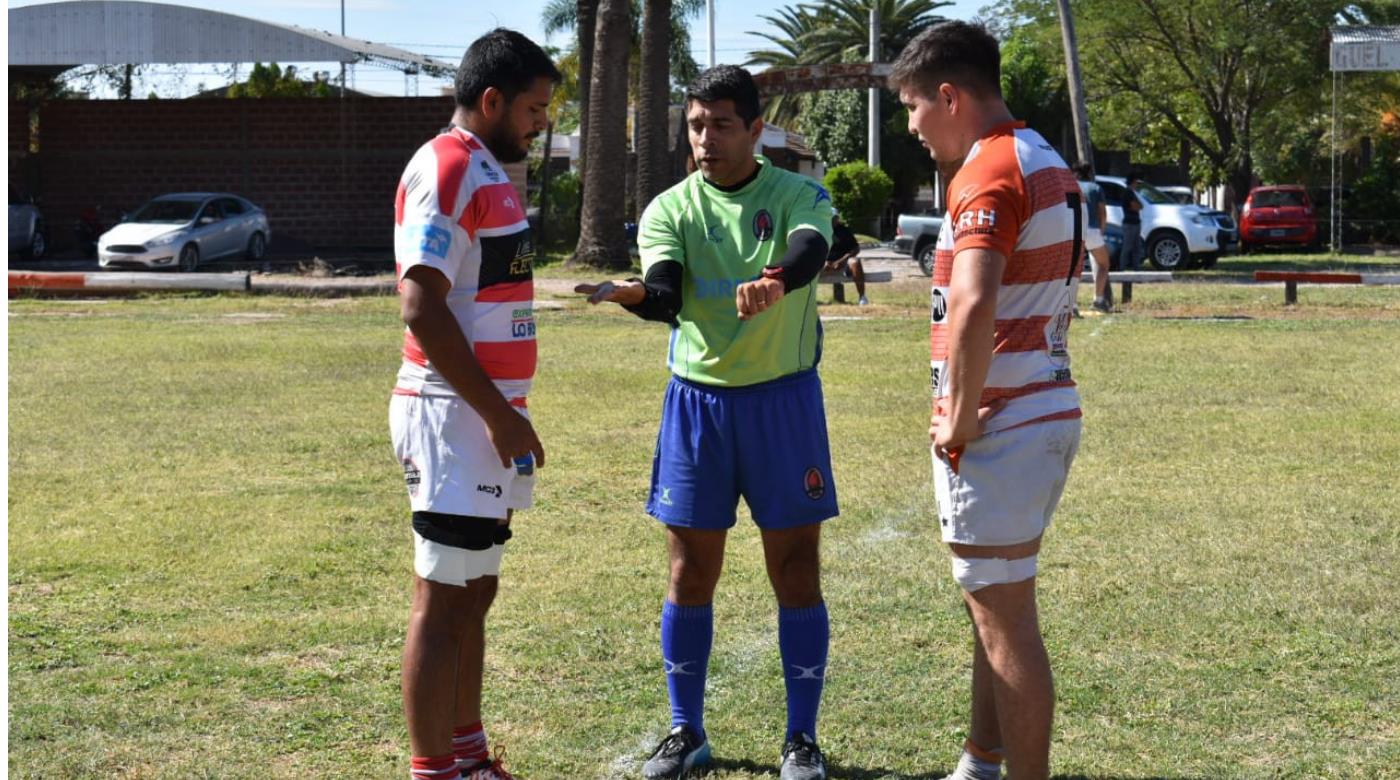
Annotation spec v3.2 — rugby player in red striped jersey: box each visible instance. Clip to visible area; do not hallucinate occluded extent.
[390,29,558,780]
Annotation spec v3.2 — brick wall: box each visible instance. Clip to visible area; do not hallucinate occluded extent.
[29,97,527,251]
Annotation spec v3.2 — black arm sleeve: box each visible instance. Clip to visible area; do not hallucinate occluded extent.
[621,260,683,326]
[768,228,830,293]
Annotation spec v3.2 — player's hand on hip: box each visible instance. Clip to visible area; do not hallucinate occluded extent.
[574,280,646,306]
[735,277,784,320]
[483,407,546,470]
[931,398,1007,470]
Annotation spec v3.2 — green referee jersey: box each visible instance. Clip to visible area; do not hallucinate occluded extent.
[638,158,835,387]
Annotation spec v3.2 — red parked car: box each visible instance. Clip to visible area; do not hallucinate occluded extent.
[1240,185,1319,252]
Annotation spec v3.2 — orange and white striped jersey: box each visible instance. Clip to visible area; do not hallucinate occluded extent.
[931,121,1084,434]
[393,127,536,403]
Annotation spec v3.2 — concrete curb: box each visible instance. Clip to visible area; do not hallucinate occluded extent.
[9,270,249,295]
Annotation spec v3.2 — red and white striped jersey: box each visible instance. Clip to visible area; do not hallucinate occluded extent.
[393,126,536,403]
[931,121,1084,434]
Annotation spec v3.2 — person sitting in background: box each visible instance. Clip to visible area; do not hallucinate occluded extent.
[825,211,869,305]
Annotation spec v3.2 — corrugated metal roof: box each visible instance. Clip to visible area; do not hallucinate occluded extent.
[8,1,452,75]
[1331,25,1400,44]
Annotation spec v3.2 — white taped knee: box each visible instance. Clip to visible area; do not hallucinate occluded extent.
[950,554,1038,592]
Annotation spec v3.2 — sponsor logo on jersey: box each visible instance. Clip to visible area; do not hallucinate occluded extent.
[957,184,979,204]
[954,207,999,239]
[694,275,760,300]
[480,158,502,182]
[1052,368,1073,382]
[1048,309,1071,358]
[931,288,948,322]
[803,467,825,500]
[511,307,536,338]
[510,236,534,276]
[706,224,724,244]
[409,224,451,259]
[805,180,832,207]
[403,458,421,497]
[753,209,774,241]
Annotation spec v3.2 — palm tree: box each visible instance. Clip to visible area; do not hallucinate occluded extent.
[635,0,673,219]
[746,0,951,123]
[544,0,704,186]
[573,0,632,269]
[746,6,828,124]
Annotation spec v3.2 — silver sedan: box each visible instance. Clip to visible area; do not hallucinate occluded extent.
[98,193,271,271]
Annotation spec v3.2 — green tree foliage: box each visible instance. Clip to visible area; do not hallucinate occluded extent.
[824,161,894,232]
[804,89,867,167]
[999,24,1070,155]
[227,63,334,98]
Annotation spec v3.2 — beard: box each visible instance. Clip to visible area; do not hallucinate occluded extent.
[484,118,536,164]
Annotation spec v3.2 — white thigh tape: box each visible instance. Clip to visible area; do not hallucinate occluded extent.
[950,554,1039,592]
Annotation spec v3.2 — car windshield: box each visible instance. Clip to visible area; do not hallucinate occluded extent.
[130,199,202,224]
[1251,190,1307,208]
[1132,182,1175,205]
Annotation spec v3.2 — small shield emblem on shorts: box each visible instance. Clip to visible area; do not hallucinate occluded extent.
[803,467,825,500]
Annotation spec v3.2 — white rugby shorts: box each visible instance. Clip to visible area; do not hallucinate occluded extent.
[1086,226,1105,251]
[932,417,1081,546]
[389,393,535,584]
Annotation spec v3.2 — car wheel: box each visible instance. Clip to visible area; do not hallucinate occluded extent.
[31,225,47,260]
[916,243,936,277]
[246,231,267,262]
[1146,231,1188,271]
[178,244,200,272]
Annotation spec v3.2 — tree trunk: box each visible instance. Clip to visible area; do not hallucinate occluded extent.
[576,0,599,184]
[572,0,632,270]
[539,120,554,249]
[635,0,673,221]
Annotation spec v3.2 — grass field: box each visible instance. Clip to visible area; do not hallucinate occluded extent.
[9,278,1400,779]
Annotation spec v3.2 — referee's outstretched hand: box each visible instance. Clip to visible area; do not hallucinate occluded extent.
[575,280,646,306]
[735,277,785,320]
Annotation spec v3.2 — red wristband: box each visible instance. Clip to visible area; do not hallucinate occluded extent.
[761,266,785,281]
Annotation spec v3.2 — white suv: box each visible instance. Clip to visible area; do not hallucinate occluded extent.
[1097,176,1238,270]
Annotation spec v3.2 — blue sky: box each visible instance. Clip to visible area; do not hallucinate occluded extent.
[8,0,990,96]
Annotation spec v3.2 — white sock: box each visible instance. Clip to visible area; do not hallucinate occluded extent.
[947,748,1002,780]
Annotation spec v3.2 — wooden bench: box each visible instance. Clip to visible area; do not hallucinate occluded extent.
[819,269,893,303]
[1254,270,1400,304]
[1080,270,1173,304]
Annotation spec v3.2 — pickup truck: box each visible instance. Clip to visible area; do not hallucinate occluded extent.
[893,212,944,276]
[1098,176,1238,269]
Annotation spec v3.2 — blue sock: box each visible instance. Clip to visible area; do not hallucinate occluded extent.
[778,602,829,740]
[661,601,713,741]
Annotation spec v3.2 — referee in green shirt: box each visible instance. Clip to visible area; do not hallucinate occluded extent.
[577,66,836,780]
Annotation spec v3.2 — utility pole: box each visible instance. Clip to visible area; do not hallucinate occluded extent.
[339,0,346,98]
[707,0,716,68]
[1055,0,1093,171]
[867,6,880,168]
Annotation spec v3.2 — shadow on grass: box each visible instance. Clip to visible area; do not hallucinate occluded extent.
[704,757,1207,779]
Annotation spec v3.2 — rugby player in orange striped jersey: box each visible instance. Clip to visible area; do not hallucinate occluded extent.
[890,21,1085,780]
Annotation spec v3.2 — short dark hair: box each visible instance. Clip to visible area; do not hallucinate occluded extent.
[1074,161,1094,179]
[455,28,562,110]
[888,20,1002,100]
[1126,171,1142,185]
[685,65,762,126]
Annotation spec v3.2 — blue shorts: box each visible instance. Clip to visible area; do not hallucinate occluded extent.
[646,369,839,530]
